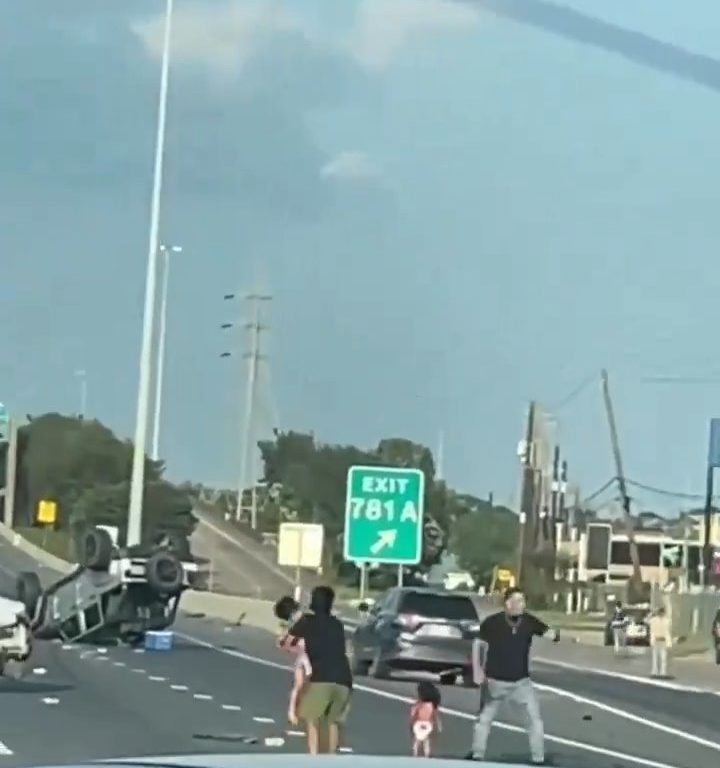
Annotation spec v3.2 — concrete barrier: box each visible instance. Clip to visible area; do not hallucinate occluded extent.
[181,590,280,634]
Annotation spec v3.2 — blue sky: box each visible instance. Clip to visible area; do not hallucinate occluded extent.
[3,0,720,512]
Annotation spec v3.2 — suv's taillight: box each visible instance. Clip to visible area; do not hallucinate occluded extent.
[394,613,421,630]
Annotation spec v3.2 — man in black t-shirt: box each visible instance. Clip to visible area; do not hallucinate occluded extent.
[287,585,352,755]
[469,588,559,765]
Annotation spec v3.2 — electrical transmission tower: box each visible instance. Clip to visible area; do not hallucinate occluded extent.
[221,292,273,528]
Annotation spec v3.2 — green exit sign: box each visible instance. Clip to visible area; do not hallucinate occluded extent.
[343,465,425,565]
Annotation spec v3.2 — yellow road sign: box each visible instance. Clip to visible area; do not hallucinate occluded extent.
[36,499,57,525]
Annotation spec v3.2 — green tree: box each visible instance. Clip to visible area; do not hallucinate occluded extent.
[255,430,464,571]
[12,412,193,545]
[449,502,518,587]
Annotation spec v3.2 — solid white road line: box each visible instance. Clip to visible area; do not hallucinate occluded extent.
[534,656,717,694]
[175,631,693,768]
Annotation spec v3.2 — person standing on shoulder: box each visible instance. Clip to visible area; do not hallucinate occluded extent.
[648,606,671,679]
[610,601,628,656]
[468,588,559,766]
[712,608,720,665]
[286,585,352,755]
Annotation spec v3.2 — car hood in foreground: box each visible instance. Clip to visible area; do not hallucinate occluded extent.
[34,753,536,768]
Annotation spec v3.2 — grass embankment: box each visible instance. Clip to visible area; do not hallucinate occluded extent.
[16,526,74,561]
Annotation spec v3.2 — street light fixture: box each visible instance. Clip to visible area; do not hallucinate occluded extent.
[127,0,174,547]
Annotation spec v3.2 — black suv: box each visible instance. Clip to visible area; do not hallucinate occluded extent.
[349,587,480,686]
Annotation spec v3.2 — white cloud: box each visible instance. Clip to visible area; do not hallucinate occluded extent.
[132,0,479,76]
[132,0,304,76]
[348,0,480,71]
[320,151,379,181]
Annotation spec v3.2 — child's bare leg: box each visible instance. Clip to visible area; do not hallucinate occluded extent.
[412,739,420,757]
[423,739,431,758]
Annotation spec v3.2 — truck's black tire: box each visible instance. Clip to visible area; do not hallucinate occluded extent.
[145,551,183,595]
[16,571,42,617]
[81,527,114,571]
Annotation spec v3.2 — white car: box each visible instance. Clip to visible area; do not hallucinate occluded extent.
[0,594,31,678]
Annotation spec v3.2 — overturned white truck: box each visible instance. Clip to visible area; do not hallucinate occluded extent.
[16,526,202,647]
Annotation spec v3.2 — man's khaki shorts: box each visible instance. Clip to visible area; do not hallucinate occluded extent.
[298,682,351,724]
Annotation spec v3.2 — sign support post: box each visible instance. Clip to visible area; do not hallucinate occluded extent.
[703,418,720,587]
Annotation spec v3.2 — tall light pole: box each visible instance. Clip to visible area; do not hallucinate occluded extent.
[127,0,174,547]
[75,369,88,419]
[151,244,182,462]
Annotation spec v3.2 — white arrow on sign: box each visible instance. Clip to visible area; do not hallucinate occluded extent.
[370,529,397,555]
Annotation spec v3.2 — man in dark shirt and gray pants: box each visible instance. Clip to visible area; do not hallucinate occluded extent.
[470,587,559,765]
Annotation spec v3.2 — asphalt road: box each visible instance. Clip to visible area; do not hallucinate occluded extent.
[190,511,302,600]
[1,539,720,767]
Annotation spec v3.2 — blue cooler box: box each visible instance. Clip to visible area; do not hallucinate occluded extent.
[145,631,174,651]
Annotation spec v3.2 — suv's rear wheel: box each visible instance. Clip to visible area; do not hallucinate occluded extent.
[370,650,390,679]
[349,644,370,676]
[439,671,457,686]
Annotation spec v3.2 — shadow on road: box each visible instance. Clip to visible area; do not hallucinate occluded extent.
[0,680,73,694]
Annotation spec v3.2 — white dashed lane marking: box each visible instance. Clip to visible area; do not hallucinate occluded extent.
[62,633,352,755]
[32,667,47,675]
[41,697,59,705]
[0,740,12,756]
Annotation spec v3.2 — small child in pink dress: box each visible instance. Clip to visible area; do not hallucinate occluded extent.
[287,638,311,726]
[409,681,442,757]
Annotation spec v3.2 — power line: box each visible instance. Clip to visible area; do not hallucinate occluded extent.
[582,477,616,505]
[550,372,598,412]
[624,478,718,502]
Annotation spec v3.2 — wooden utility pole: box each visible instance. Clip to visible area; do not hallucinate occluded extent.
[600,369,642,588]
[516,402,537,585]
